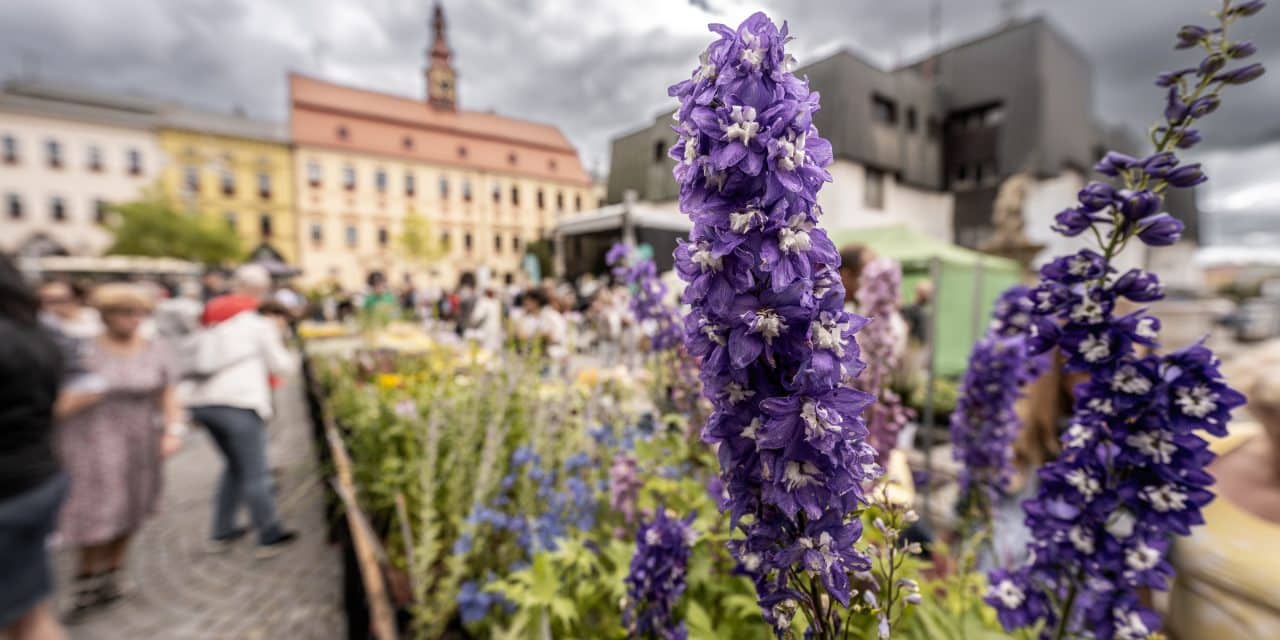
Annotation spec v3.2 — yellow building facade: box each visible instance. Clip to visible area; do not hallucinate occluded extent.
[157,110,297,263]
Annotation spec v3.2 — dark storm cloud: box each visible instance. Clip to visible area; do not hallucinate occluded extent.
[3,0,1277,172]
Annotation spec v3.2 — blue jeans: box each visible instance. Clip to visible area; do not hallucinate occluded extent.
[190,406,283,544]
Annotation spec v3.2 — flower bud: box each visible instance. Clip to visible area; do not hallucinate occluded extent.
[905,592,923,605]
[1113,269,1163,302]
[1228,41,1258,59]
[1155,67,1196,87]
[1136,213,1184,246]
[1119,189,1162,219]
[1231,1,1266,17]
[1175,128,1202,149]
[1094,151,1138,177]
[1188,94,1221,118]
[1216,63,1266,85]
[1077,182,1117,211]
[1053,207,1094,237]
[1141,152,1179,178]
[905,541,923,555]
[1164,87,1189,124]
[904,509,919,523]
[1166,163,1207,188]
[1175,25,1208,49]
[1199,53,1226,77]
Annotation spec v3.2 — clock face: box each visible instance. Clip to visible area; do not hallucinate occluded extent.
[430,69,455,99]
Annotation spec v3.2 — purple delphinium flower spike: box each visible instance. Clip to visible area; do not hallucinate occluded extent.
[951,286,1047,523]
[608,243,683,352]
[669,12,877,637]
[851,257,913,466]
[624,510,696,640]
[984,4,1258,638]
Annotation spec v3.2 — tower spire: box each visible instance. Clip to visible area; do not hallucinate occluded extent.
[425,2,457,110]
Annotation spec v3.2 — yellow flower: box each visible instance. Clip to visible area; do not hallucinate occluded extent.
[576,368,601,388]
[375,373,404,390]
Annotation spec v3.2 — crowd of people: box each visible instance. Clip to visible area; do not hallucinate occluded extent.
[0,257,298,639]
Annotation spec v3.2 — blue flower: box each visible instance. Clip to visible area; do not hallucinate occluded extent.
[624,510,695,640]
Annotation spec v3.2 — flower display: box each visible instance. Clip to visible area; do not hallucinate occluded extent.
[624,510,696,640]
[669,12,878,636]
[985,4,1258,637]
[851,257,912,466]
[951,285,1048,522]
[608,242,683,352]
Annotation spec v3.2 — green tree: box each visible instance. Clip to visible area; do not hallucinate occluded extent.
[397,209,449,265]
[105,194,243,265]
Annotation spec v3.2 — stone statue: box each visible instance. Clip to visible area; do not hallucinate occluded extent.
[988,170,1031,248]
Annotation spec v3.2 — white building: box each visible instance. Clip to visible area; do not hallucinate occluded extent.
[0,81,161,257]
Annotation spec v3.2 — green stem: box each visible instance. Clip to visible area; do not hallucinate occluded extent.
[1051,580,1079,640]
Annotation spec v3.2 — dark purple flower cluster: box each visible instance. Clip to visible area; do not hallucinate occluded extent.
[851,257,913,467]
[669,12,877,635]
[608,243,683,352]
[624,510,696,640]
[986,5,1258,637]
[951,287,1046,520]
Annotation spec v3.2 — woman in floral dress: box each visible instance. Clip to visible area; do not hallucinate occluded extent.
[54,283,183,620]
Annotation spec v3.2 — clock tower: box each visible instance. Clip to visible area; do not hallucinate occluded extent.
[425,2,457,111]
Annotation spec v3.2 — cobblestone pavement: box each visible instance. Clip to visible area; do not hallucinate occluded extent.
[54,375,345,639]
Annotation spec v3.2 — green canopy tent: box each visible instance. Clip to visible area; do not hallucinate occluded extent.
[829,225,1023,378]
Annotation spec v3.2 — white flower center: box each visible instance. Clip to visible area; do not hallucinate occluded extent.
[1175,384,1218,418]
[742,552,762,572]
[1087,398,1114,415]
[1068,526,1095,554]
[1126,430,1176,464]
[800,399,841,439]
[724,105,760,145]
[1105,509,1136,539]
[691,244,722,272]
[645,529,661,546]
[1080,334,1111,362]
[1070,297,1105,324]
[812,315,847,356]
[695,49,717,81]
[1111,365,1152,394]
[1065,469,1101,501]
[740,32,765,68]
[1136,317,1158,339]
[1114,611,1151,640]
[729,208,763,234]
[723,382,754,405]
[1125,541,1161,572]
[783,461,821,490]
[682,137,699,165]
[1065,422,1092,448]
[778,215,813,253]
[741,417,761,441]
[751,309,785,341]
[699,317,726,345]
[775,132,808,171]
[1141,484,1188,512]
[1068,255,1094,276]
[989,580,1025,609]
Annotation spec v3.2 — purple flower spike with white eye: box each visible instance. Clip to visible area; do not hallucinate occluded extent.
[985,5,1258,638]
[670,12,877,635]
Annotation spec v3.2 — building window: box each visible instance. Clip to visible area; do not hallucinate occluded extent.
[402,135,414,150]
[871,94,898,126]
[463,232,473,252]
[127,149,142,176]
[255,173,270,200]
[510,186,520,206]
[87,145,103,172]
[310,222,323,246]
[2,135,16,164]
[462,180,473,202]
[375,169,387,193]
[926,117,941,141]
[492,182,502,204]
[342,166,356,191]
[905,107,918,133]
[457,145,468,159]
[548,158,557,172]
[494,233,502,252]
[377,227,389,247]
[536,189,544,210]
[574,194,582,212]
[337,125,349,140]
[6,193,21,219]
[512,236,521,252]
[50,196,66,222]
[221,169,236,196]
[225,211,237,230]
[438,176,449,199]
[307,161,322,187]
[405,172,416,196]
[46,139,63,169]
[94,199,108,224]
[555,191,564,212]
[507,152,518,166]
[184,166,200,194]
[345,225,358,247]
[865,168,885,210]
[258,213,272,238]
[440,231,450,249]
[953,164,971,187]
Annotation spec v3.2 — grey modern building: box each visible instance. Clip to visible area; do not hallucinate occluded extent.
[604,16,1199,251]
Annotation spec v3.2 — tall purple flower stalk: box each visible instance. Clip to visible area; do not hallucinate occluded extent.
[951,285,1045,523]
[669,13,877,637]
[624,510,696,640]
[608,243,683,352]
[851,257,912,467]
[985,4,1258,638]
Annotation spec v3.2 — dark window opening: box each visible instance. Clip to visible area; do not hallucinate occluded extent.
[536,189,544,210]
[574,194,582,212]
[865,168,885,210]
[308,161,322,187]
[46,139,62,169]
[126,149,142,176]
[94,199,108,224]
[2,136,17,164]
[926,117,941,141]
[222,170,237,196]
[337,125,349,140]
[439,176,449,199]
[555,191,564,212]
[494,234,502,252]
[548,158,557,172]
[463,232,473,252]
[375,170,388,192]
[457,145,468,158]
[905,107,918,133]
[377,227,389,247]
[87,146,103,172]
[511,186,520,206]
[50,196,66,222]
[260,213,273,238]
[512,236,521,251]
[492,182,502,204]
[343,166,356,191]
[405,173,416,196]
[871,94,898,125]
[255,172,270,199]
[462,180,473,202]
[310,222,323,245]
[508,152,517,165]
[184,167,200,194]
[345,225,358,247]
[6,193,22,219]
[653,140,666,162]
[402,135,414,150]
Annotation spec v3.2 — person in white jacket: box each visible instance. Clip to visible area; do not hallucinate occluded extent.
[464,284,505,352]
[185,265,299,556]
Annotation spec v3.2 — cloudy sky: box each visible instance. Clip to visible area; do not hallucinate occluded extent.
[3,0,1278,232]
